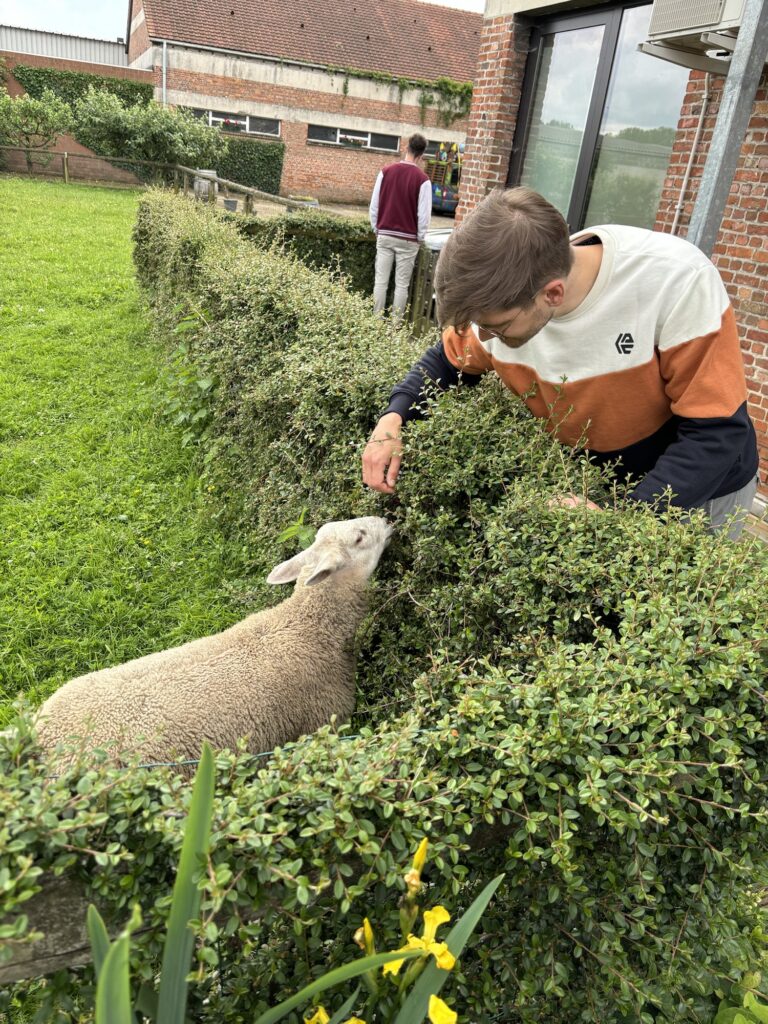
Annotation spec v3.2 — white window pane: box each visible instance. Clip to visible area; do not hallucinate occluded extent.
[583,6,689,227]
[520,24,605,218]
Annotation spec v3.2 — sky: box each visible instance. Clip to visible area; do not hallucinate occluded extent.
[0,0,484,42]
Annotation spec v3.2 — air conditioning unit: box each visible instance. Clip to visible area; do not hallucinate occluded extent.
[638,0,750,73]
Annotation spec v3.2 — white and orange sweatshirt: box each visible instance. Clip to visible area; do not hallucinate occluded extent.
[384,224,758,508]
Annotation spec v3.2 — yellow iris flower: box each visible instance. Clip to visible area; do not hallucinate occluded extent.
[382,906,456,976]
[303,1010,330,1024]
[428,995,458,1024]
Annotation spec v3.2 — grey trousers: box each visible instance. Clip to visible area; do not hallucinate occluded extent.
[700,473,759,539]
[373,234,420,322]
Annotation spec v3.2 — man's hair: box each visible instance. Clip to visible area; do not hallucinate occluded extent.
[407,133,428,158]
[434,187,574,328]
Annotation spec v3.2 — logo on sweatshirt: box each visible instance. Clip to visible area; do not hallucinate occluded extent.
[615,332,635,354]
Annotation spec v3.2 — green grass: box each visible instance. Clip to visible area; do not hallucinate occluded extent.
[0,178,249,722]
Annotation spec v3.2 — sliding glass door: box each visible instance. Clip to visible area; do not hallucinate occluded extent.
[509,2,689,230]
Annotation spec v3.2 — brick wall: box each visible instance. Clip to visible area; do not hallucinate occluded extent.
[127,0,151,65]
[278,121,413,202]
[165,65,469,204]
[656,70,768,491]
[455,13,526,220]
[0,52,153,94]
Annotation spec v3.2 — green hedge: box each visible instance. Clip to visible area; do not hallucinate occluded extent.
[217,134,285,195]
[3,190,768,1024]
[235,208,376,294]
[11,64,153,107]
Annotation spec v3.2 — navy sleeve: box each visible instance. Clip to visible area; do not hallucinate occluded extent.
[628,401,758,509]
[382,340,483,423]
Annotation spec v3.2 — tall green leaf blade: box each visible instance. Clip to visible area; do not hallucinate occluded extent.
[327,984,361,1024]
[156,742,215,1024]
[392,873,505,1024]
[86,904,111,981]
[95,934,134,1024]
[253,949,423,1024]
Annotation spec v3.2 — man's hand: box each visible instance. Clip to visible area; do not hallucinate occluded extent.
[362,413,403,494]
[549,493,601,510]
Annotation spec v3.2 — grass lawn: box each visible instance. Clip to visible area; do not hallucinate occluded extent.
[0,178,249,723]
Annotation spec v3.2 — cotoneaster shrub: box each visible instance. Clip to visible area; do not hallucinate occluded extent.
[2,191,767,1024]
[233,207,377,295]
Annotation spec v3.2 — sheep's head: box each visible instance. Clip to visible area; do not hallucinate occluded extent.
[267,517,393,588]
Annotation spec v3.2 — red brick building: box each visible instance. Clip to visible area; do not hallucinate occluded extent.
[458,0,768,506]
[124,0,481,203]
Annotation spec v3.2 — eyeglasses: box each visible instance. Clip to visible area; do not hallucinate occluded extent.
[470,312,523,343]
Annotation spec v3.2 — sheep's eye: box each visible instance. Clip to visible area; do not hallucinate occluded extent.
[354,531,366,545]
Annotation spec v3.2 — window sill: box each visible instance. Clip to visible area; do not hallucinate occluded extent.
[306,140,399,155]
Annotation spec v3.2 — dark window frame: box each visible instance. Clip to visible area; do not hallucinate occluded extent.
[307,124,400,153]
[191,107,281,138]
[507,0,656,230]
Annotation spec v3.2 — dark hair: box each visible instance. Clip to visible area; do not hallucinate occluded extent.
[407,133,428,158]
[434,187,574,328]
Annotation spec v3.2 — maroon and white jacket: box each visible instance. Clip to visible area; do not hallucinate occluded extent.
[369,161,432,243]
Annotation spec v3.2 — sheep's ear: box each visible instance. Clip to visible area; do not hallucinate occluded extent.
[267,548,314,584]
[304,551,347,587]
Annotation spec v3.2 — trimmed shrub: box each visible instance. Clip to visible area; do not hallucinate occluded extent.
[3,191,768,1024]
[72,87,226,174]
[217,134,285,194]
[11,63,153,108]
[235,208,376,294]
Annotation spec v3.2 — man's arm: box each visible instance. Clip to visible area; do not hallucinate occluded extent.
[369,171,383,233]
[417,179,432,242]
[383,340,480,423]
[630,271,757,509]
[629,402,756,509]
[363,336,486,493]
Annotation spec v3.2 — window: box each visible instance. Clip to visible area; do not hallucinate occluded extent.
[307,124,400,152]
[508,2,689,230]
[190,108,280,137]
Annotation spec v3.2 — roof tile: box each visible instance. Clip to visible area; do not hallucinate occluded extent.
[142,0,481,83]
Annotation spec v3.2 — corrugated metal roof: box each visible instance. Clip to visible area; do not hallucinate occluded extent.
[0,25,128,66]
[142,0,481,83]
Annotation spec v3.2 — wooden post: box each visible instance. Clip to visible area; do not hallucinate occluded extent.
[208,175,216,205]
[173,167,180,193]
[183,171,189,195]
[62,152,69,185]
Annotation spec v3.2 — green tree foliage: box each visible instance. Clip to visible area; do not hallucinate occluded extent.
[72,87,226,168]
[0,88,72,171]
[616,125,677,146]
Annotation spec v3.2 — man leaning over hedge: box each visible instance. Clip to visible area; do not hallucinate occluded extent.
[362,186,760,539]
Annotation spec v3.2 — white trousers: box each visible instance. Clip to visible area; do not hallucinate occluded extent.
[373,234,420,322]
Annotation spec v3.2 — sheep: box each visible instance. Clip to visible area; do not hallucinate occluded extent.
[33,516,393,768]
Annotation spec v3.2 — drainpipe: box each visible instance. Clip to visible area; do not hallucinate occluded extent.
[670,73,710,235]
[162,39,167,107]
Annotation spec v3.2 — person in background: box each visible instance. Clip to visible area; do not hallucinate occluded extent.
[369,132,432,324]
[362,186,760,539]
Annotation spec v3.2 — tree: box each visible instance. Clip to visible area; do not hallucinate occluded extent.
[73,87,227,170]
[0,88,73,172]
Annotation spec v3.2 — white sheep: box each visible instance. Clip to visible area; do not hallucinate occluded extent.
[33,516,393,767]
